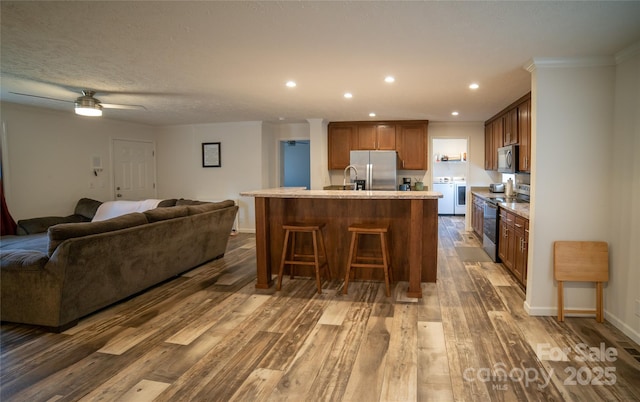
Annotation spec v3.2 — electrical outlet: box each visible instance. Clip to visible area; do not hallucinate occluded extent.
[636,299,640,317]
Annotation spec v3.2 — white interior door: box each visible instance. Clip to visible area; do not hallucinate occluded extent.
[112,139,156,200]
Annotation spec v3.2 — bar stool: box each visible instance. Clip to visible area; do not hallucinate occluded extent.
[343,223,393,297]
[277,222,331,294]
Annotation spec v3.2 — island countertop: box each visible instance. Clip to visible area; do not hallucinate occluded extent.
[242,188,440,298]
[241,187,443,199]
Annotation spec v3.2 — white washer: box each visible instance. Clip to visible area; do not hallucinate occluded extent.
[433,178,454,215]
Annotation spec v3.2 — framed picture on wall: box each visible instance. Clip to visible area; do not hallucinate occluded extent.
[202,142,221,167]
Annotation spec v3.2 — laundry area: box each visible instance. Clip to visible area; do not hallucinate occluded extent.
[432,138,468,215]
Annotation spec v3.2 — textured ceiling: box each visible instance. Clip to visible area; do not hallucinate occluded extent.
[1,1,639,126]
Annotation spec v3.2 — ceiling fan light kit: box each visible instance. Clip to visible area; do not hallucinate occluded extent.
[74,90,103,117]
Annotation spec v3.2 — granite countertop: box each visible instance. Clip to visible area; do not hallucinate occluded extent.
[470,187,530,220]
[240,187,443,200]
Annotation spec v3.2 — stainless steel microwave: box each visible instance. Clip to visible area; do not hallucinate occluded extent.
[497,145,518,173]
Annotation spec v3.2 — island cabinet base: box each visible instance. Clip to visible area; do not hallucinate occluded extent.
[253,197,438,298]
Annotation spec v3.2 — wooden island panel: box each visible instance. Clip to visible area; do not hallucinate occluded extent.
[249,193,438,298]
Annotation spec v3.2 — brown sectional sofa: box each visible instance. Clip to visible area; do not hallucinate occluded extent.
[0,198,238,331]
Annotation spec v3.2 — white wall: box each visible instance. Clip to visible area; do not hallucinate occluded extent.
[608,46,640,342]
[0,103,157,220]
[155,121,263,232]
[526,48,640,343]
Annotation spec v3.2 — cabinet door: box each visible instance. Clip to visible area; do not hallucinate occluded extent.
[356,124,376,150]
[376,124,396,150]
[492,117,504,170]
[484,124,493,170]
[328,124,356,169]
[397,123,427,170]
[498,218,509,263]
[518,99,531,172]
[504,108,518,145]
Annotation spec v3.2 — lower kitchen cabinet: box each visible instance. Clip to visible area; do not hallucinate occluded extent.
[498,208,529,287]
[514,217,529,285]
[471,194,485,238]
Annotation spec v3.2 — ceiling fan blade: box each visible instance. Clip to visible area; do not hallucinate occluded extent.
[101,103,147,110]
[9,91,73,103]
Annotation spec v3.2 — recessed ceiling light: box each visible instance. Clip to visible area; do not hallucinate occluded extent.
[344,92,353,99]
[286,81,297,88]
[384,76,395,83]
[469,83,479,90]
[451,111,459,116]
[369,112,376,117]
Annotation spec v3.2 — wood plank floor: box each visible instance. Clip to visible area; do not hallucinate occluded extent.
[2,216,639,401]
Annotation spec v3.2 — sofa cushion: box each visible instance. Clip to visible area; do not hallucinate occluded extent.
[17,215,88,235]
[48,212,148,256]
[0,249,49,270]
[74,198,103,220]
[186,200,235,215]
[0,233,49,254]
[175,198,208,206]
[144,206,189,223]
[158,199,178,207]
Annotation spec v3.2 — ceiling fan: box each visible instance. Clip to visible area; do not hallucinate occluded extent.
[9,89,146,117]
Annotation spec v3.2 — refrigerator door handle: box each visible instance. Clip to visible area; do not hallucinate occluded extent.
[367,163,373,189]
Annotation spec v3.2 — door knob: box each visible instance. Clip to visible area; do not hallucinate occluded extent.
[116,186,121,190]
[117,193,122,198]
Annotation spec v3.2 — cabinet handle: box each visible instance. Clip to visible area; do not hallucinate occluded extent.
[515,223,523,228]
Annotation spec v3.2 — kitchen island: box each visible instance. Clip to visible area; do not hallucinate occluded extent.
[240,188,442,298]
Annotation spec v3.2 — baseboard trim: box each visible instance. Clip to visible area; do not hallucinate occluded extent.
[523,301,640,345]
[604,311,640,345]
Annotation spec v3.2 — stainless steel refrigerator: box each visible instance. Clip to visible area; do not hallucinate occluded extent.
[349,150,398,190]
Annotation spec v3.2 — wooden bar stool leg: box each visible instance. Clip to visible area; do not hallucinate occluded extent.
[343,231,358,295]
[312,230,322,294]
[380,232,391,297]
[277,229,291,291]
[318,227,331,281]
[289,232,297,279]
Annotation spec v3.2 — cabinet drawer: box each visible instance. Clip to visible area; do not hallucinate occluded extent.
[514,216,527,231]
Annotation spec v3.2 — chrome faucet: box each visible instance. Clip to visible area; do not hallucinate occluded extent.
[343,165,358,188]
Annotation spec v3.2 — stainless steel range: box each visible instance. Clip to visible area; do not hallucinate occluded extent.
[482,184,530,261]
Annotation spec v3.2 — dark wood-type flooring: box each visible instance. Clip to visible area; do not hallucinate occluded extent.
[1,216,639,401]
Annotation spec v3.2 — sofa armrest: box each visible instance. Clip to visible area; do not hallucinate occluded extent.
[17,215,88,235]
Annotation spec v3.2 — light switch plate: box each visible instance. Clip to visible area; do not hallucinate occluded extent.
[636,299,640,317]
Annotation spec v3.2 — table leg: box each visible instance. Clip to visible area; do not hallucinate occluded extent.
[406,199,423,298]
[254,197,273,289]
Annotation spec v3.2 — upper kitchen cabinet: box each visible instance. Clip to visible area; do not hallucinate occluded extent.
[356,123,396,150]
[484,92,531,172]
[396,122,428,170]
[517,98,531,172]
[328,120,428,170]
[484,116,503,171]
[504,108,518,145]
[328,122,357,170]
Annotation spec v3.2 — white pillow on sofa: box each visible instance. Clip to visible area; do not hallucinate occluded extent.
[92,199,163,222]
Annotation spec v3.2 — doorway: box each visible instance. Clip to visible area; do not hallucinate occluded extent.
[280,140,310,189]
[112,139,157,200]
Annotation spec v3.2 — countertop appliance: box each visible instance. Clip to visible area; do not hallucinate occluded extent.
[497,145,518,173]
[489,183,505,193]
[349,150,398,190]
